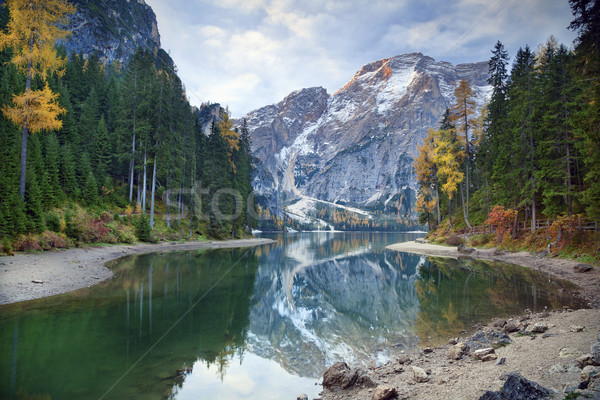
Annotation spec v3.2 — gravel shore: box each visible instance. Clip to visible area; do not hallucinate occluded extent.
[316,241,600,400]
[0,238,275,305]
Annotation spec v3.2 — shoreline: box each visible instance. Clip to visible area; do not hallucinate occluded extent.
[387,241,600,308]
[318,241,600,400]
[0,238,275,305]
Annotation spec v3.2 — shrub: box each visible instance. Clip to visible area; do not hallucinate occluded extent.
[115,226,136,244]
[98,211,113,223]
[1,236,14,255]
[13,234,42,252]
[446,235,463,246]
[80,219,110,243]
[40,231,71,250]
[468,233,492,247]
[45,212,61,232]
[64,212,82,241]
[135,214,152,242]
[486,205,517,243]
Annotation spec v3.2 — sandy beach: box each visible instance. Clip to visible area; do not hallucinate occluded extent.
[0,238,275,305]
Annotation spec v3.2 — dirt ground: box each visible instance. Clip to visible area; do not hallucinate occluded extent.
[0,238,274,305]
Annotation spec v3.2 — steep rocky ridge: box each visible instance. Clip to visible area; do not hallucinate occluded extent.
[61,0,161,64]
[244,53,490,224]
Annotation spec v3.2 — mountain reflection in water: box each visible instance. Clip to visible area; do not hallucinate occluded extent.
[0,232,583,400]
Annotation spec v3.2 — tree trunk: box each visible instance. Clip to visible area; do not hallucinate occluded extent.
[166,173,171,228]
[463,98,471,228]
[19,53,33,201]
[531,193,537,232]
[150,141,158,229]
[142,145,147,213]
[128,133,135,203]
[435,182,441,226]
[136,171,141,206]
[460,183,472,229]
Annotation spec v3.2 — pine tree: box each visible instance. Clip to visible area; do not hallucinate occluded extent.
[60,143,78,197]
[569,0,600,219]
[507,46,538,231]
[24,170,45,233]
[44,132,63,204]
[92,115,111,181]
[82,171,98,206]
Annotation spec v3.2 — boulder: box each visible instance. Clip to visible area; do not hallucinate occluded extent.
[574,264,593,273]
[503,321,521,333]
[496,357,506,366]
[322,362,353,389]
[591,341,600,365]
[529,323,548,333]
[478,391,503,400]
[322,363,375,390]
[447,342,468,360]
[570,325,585,333]
[411,366,429,383]
[297,395,308,400]
[581,366,600,381]
[560,348,584,358]
[501,373,552,399]
[465,330,511,352]
[474,348,497,362]
[372,385,398,400]
[577,354,595,368]
[397,355,411,365]
[493,319,507,328]
[423,347,433,354]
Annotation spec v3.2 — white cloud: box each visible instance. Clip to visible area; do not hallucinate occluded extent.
[146,0,577,117]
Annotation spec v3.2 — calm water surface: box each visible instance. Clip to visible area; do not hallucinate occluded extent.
[0,232,583,400]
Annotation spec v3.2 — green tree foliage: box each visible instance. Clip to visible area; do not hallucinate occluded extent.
[569,0,600,219]
[0,37,256,241]
[417,31,598,229]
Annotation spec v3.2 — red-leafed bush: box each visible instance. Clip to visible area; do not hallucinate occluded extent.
[13,234,42,252]
[80,219,110,243]
[486,205,517,243]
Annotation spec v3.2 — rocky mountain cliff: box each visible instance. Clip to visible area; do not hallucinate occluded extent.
[244,53,490,226]
[61,0,161,64]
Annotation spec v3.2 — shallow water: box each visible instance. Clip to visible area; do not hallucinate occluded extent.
[0,232,583,399]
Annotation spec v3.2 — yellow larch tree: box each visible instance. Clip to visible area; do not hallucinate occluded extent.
[433,128,465,226]
[414,128,441,228]
[449,78,477,228]
[217,109,240,172]
[0,0,75,200]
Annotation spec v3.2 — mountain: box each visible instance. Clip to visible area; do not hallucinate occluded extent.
[243,53,490,228]
[60,0,161,64]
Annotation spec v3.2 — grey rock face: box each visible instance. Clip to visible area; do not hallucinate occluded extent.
[60,0,161,64]
[244,53,490,216]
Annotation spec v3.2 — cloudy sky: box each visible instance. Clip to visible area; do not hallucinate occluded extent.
[145,0,576,117]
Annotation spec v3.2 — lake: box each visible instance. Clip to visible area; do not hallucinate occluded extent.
[0,232,583,400]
